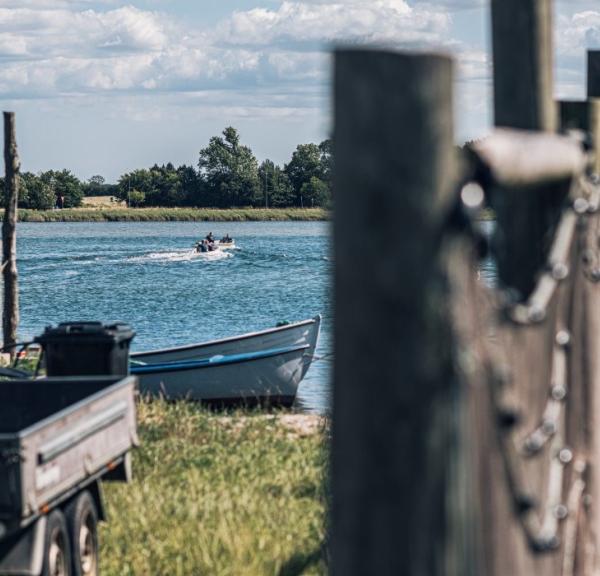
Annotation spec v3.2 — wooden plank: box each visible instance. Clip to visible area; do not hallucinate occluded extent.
[470,129,586,188]
[332,49,465,576]
[491,0,556,131]
[2,111,19,354]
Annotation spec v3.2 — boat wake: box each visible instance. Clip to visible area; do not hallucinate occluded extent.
[127,249,233,264]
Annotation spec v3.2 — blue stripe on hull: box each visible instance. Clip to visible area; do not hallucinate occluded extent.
[130,344,310,375]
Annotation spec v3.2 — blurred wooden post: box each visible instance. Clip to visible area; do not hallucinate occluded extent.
[583,48,600,574]
[3,112,19,354]
[588,50,600,99]
[491,0,555,132]
[490,0,563,299]
[332,49,465,575]
[589,52,600,176]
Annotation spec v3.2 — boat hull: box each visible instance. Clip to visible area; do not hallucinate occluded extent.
[132,316,321,406]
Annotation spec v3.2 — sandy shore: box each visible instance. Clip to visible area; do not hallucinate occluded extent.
[217,413,328,437]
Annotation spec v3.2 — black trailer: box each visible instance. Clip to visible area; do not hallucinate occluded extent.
[0,375,138,576]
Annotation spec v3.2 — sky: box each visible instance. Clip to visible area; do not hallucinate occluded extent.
[0,0,599,182]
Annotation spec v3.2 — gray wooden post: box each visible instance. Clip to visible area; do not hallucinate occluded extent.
[583,50,600,174]
[491,0,556,131]
[332,49,467,576]
[3,112,19,354]
[490,0,565,298]
[583,47,600,572]
[588,50,600,98]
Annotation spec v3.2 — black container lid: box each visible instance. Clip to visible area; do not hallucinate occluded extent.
[35,321,135,344]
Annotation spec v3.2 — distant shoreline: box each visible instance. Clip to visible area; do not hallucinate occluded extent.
[13,207,329,223]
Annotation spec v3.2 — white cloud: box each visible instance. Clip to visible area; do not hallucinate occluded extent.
[217,0,451,47]
[0,6,169,58]
[557,11,600,56]
[0,0,117,7]
[0,0,459,103]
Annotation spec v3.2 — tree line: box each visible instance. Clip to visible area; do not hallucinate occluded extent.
[1,127,332,210]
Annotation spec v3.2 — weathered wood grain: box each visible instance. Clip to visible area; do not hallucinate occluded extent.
[2,111,19,354]
[332,48,462,576]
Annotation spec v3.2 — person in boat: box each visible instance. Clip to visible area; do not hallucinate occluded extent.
[206,232,215,244]
[220,234,232,243]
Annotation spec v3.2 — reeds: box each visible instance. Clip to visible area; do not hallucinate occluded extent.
[15,208,328,223]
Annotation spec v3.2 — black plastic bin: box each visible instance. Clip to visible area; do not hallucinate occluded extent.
[35,321,136,377]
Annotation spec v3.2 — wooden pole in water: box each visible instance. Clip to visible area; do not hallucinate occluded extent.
[332,49,465,576]
[3,112,19,355]
[490,0,563,299]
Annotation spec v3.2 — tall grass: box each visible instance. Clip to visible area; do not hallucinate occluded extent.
[15,207,328,223]
[100,399,329,576]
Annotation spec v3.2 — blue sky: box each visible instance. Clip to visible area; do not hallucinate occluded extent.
[0,0,598,182]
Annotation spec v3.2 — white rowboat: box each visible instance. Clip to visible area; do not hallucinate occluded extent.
[130,316,321,406]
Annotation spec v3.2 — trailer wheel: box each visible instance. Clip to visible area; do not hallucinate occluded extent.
[42,509,72,576]
[65,491,99,576]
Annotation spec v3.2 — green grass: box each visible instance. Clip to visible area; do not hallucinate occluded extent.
[15,207,328,222]
[100,399,329,576]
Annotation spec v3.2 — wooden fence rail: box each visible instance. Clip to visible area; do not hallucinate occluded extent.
[331,0,600,574]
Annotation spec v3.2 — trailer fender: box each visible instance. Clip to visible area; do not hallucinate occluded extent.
[102,452,133,484]
[87,480,106,523]
[0,516,46,576]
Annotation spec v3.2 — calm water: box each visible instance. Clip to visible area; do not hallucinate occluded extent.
[16,221,332,413]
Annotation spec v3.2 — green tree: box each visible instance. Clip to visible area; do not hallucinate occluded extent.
[258,160,294,207]
[115,165,198,207]
[198,127,260,207]
[83,175,116,197]
[128,189,146,207]
[284,143,323,206]
[116,169,154,206]
[318,139,333,187]
[177,164,204,206]
[39,170,83,207]
[147,164,184,206]
[89,175,105,186]
[20,172,55,210]
[300,176,330,208]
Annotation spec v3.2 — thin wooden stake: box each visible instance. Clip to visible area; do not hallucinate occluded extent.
[3,112,19,354]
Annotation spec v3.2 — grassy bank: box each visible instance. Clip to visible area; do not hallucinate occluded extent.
[16,207,328,222]
[100,400,329,576]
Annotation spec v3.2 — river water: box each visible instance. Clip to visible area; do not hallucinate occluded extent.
[16,221,332,413]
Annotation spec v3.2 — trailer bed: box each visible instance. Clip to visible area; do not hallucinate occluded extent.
[0,376,137,536]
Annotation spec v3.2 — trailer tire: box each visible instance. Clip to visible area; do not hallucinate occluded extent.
[42,509,72,576]
[65,491,99,576]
